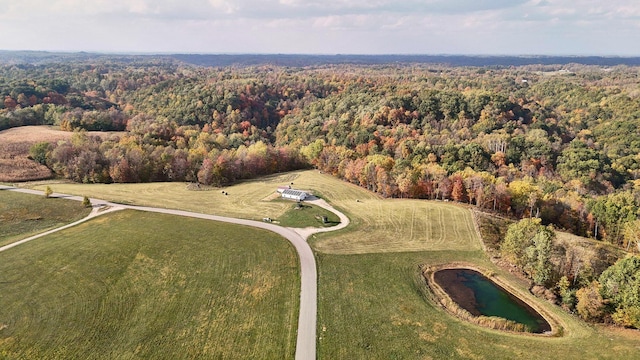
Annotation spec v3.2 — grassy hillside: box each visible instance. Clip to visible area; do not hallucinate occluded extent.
[274,201,341,228]
[310,198,480,254]
[22,171,640,357]
[316,250,640,359]
[31,172,303,221]
[0,210,299,359]
[286,171,482,254]
[34,170,481,254]
[0,190,90,247]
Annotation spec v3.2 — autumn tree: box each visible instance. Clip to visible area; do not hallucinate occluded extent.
[556,276,576,310]
[576,281,606,322]
[451,175,467,203]
[623,220,640,252]
[197,158,215,185]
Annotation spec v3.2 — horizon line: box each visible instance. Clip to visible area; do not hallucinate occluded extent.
[2,50,640,58]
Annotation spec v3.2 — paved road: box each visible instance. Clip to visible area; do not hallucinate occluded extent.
[0,185,350,360]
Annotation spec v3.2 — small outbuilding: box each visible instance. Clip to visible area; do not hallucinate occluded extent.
[281,189,307,201]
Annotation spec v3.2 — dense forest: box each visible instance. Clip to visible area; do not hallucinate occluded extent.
[2,55,640,329]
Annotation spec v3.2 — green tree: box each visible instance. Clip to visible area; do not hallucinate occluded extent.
[599,256,640,328]
[29,141,50,165]
[44,186,53,198]
[502,218,543,265]
[300,139,325,164]
[501,218,555,285]
[528,228,554,285]
[589,191,639,244]
[556,139,610,190]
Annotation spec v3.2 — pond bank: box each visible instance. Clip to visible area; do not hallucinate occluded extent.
[421,263,561,336]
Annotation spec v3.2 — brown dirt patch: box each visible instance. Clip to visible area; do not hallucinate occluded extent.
[0,126,117,182]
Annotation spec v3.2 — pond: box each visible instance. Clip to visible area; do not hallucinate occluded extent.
[434,268,551,333]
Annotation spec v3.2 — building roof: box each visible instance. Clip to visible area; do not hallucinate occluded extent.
[282,189,307,198]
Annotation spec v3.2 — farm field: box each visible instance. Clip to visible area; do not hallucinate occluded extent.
[20,170,640,358]
[0,190,90,247]
[285,171,483,254]
[30,172,304,221]
[0,126,117,182]
[274,200,341,228]
[31,170,481,254]
[316,250,640,359]
[309,198,481,254]
[0,210,299,359]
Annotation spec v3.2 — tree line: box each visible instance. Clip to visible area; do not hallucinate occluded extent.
[3,61,638,246]
[500,218,640,329]
[4,58,640,329]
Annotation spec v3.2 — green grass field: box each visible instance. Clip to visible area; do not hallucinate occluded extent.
[33,171,481,254]
[31,173,303,221]
[309,198,481,254]
[20,171,640,358]
[317,250,640,359]
[0,210,299,359]
[0,191,90,247]
[274,201,341,228]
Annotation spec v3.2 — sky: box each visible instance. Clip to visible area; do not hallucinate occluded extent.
[0,0,639,55]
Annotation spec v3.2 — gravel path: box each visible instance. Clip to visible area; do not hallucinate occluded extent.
[0,185,350,360]
[290,196,350,240]
[0,203,122,253]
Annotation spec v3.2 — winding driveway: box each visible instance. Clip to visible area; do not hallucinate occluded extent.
[0,204,121,253]
[0,185,349,360]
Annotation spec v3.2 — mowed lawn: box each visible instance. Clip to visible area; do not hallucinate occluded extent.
[32,172,302,221]
[23,171,640,358]
[34,170,482,254]
[317,250,640,359]
[0,190,90,247]
[0,210,299,359]
[292,171,482,254]
[310,198,480,254]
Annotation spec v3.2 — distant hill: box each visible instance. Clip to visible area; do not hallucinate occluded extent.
[169,54,640,67]
[0,51,137,65]
[2,50,640,67]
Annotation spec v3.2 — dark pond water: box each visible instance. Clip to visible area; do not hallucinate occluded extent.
[434,268,551,333]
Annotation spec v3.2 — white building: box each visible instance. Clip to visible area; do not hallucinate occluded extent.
[280,189,307,201]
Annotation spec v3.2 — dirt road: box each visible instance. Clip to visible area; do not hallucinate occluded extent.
[0,185,350,360]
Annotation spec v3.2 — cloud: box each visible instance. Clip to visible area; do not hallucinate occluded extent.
[2,0,634,28]
[0,0,638,55]
[0,0,530,21]
[518,0,640,22]
[204,0,531,19]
